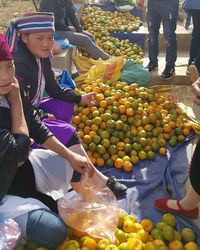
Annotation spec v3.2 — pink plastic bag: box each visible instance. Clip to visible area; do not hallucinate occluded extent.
[0,216,21,250]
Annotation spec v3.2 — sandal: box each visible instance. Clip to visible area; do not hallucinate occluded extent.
[154,198,199,219]
[106,176,127,195]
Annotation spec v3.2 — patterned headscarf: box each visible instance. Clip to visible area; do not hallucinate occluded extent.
[6,12,55,53]
[0,34,12,61]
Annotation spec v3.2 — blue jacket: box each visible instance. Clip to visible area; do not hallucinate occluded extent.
[182,0,200,10]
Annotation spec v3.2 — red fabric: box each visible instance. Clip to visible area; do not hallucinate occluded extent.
[0,34,12,61]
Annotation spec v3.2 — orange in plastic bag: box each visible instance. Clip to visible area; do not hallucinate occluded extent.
[58,183,119,242]
[72,55,125,84]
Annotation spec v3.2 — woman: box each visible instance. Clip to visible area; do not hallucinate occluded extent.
[39,0,110,60]
[154,78,200,219]
[6,12,127,196]
[183,0,200,82]
[0,33,93,248]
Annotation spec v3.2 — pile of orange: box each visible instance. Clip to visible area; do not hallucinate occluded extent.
[72,79,192,172]
[80,6,144,62]
[55,212,198,250]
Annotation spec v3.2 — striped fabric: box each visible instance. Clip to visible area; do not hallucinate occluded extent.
[6,12,55,53]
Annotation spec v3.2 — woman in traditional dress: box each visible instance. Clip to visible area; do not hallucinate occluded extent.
[5,12,127,196]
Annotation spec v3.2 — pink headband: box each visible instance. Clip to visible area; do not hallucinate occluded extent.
[0,34,12,61]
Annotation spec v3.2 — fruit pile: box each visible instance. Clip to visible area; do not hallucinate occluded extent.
[19,212,197,250]
[15,212,199,250]
[80,6,144,62]
[72,80,192,172]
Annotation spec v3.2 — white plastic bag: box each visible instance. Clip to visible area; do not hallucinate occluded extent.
[0,216,21,250]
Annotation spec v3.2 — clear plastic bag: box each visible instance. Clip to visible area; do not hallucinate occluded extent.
[58,182,119,242]
[0,216,21,250]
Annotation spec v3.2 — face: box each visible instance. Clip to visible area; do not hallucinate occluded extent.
[22,32,54,59]
[0,60,15,95]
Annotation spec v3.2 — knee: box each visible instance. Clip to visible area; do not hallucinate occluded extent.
[79,35,92,46]
[26,209,67,249]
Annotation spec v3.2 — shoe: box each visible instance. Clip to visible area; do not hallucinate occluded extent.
[146,61,158,72]
[186,64,199,83]
[106,176,127,195]
[154,198,199,219]
[160,65,175,80]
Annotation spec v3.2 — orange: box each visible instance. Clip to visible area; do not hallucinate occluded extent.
[168,240,184,250]
[91,124,99,132]
[115,158,123,169]
[82,108,90,116]
[89,131,96,139]
[100,100,107,108]
[83,135,92,144]
[159,147,167,155]
[184,242,198,250]
[96,158,105,167]
[140,219,153,233]
[119,105,126,114]
[126,108,134,116]
[183,127,190,136]
[83,238,97,250]
[136,229,150,243]
[117,142,125,151]
[123,161,133,172]
[73,116,81,125]
[83,126,91,134]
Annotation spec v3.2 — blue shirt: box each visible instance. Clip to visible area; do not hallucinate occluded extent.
[182,0,200,10]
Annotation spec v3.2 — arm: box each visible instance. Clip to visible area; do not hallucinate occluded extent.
[192,77,200,105]
[0,78,30,162]
[42,136,94,175]
[136,0,145,9]
[65,0,83,32]
[44,59,97,105]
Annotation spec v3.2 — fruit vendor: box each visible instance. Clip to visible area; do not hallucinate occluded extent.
[0,34,127,249]
[5,12,127,196]
[154,78,200,219]
[39,0,111,60]
[136,0,179,80]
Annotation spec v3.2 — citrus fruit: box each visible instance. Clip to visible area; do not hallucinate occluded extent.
[168,240,184,250]
[162,213,176,227]
[162,225,175,241]
[140,219,154,233]
[184,241,198,250]
[181,228,196,243]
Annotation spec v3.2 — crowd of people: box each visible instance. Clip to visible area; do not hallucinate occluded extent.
[0,0,200,248]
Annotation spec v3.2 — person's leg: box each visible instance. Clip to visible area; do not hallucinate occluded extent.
[146,0,161,71]
[81,30,96,42]
[161,0,178,67]
[154,139,200,218]
[56,30,110,60]
[189,10,200,65]
[15,209,67,249]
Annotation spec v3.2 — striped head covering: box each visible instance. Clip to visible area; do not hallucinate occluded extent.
[6,12,55,53]
[0,34,12,61]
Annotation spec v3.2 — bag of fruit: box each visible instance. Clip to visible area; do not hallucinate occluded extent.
[73,55,125,83]
[58,176,119,242]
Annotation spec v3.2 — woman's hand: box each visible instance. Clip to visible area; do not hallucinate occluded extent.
[47,113,56,119]
[192,78,200,105]
[68,151,94,176]
[81,92,97,106]
[6,77,21,104]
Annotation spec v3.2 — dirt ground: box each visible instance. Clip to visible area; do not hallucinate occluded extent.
[0,0,35,33]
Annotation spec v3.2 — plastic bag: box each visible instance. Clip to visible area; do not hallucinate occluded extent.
[120,60,150,86]
[58,183,119,241]
[54,33,75,49]
[57,69,76,89]
[73,55,125,84]
[0,216,21,250]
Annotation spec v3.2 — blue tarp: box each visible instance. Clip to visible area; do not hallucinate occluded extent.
[66,134,200,245]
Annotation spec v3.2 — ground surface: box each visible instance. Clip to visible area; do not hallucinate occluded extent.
[0,0,35,33]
